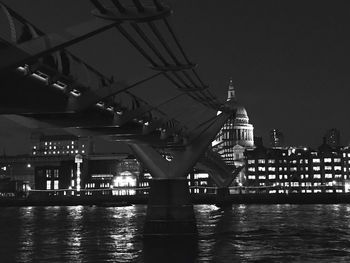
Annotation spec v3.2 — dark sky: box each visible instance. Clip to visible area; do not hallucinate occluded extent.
[1,0,350,154]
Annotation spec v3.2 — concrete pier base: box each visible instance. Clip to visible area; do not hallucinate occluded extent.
[143,178,197,237]
[215,187,231,207]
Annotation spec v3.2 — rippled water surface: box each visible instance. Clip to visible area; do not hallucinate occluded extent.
[1,204,350,262]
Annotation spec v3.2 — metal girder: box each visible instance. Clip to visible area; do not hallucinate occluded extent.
[129,109,233,179]
[0,19,119,72]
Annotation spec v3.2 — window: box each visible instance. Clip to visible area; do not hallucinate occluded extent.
[46,170,51,178]
[313,158,320,163]
[268,159,275,164]
[248,160,255,164]
[258,167,265,171]
[314,174,321,179]
[258,159,265,164]
[248,167,255,172]
[313,166,320,171]
[269,174,276,179]
[324,158,332,163]
[334,166,341,171]
[325,174,332,179]
[248,176,256,180]
[53,169,59,178]
[258,176,266,180]
[268,167,275,172]
[46,181,51,190]
[334,158,341,163]
[54,180,59,190]
[290,167,297,171]
[325,166,332,170]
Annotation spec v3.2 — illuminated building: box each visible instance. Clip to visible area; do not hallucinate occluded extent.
[212,78,254,185]
[30,133,93,156]
[245,141,350,194]
[270,129,285,148]
[324,128,340,149]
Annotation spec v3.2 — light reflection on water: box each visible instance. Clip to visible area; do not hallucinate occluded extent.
[1,204,350,262]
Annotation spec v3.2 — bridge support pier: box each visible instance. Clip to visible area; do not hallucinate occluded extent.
[144,178,197,237]
[130,109,235,236]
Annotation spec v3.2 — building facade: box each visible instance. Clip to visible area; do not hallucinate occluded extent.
[30,133,93,157]
[212,79,254,185]
[245,144,350,194]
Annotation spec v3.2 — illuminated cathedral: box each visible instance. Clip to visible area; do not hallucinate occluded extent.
[212,79,254,185]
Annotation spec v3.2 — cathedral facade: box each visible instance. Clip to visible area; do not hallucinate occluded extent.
[212,79,254,185]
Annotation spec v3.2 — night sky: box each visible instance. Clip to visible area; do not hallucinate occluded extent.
[1,0,350,154]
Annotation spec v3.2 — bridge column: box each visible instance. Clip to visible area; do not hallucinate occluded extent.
[130,109,234,237]
[144,178,197,236]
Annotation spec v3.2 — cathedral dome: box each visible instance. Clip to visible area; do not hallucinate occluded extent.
[234,105,249,124]
[236,106,248,118]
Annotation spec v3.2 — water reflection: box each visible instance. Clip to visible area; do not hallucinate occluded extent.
[2,204,350,262]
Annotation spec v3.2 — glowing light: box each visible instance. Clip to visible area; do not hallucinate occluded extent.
[70,89,81,97]
[31,71,49,82]
[113,174,136,187]
[27,163,31,168]
[106,106,114,111]
[96,101,105,107]
[52,81,67,90]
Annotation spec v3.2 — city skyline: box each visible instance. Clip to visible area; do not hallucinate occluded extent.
[0,0,350,153]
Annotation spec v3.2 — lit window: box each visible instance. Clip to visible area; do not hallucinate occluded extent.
[325,174,332,179]
[269,174,276,179]
[248,175,255,180]
[313,159,320,163]
[248,160,255,164]
[268,167,275,172]
[45,142,48,146]
[268,159,275,164]
[248,167,255,172]
[258,159,265,164]
[334,158,341,163]
[325,166,332,170]
[334,166,341,171]
[46,181,51,190]
[284,175,288,179]
[290,167,297,171]
[324,158,332,163]
[259,176,266,180]
[313,166,320,171]
[258,167,265,171]
[54,180,59,190]
[314,174,321,179]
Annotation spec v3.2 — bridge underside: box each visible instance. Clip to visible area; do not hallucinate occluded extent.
[0,0,241,237]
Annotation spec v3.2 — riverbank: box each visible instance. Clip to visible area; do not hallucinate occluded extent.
[2,193,350,206]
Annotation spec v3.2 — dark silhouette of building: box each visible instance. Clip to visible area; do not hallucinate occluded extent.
[324,128,340,149]
[270,129,284,148]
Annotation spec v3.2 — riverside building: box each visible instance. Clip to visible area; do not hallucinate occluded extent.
[245,142,350,194]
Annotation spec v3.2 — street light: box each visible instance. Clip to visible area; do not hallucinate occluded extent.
[75,154,83,192]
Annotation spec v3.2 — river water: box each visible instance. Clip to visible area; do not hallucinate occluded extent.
[1,204,350,262]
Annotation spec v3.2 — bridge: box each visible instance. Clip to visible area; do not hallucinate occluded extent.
[0,0,240,237]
